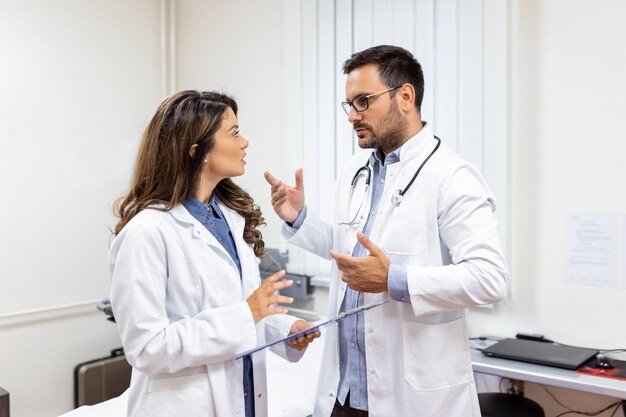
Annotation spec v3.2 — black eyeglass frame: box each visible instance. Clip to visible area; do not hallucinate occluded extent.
[340,86,401,115]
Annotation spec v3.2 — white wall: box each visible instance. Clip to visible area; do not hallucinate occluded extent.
[0,1,162,416]
[175,0,286,247]
[469,0,626,415]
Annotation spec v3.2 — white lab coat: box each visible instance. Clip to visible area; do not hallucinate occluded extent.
[284,125,508,417]
[110,203,302,417]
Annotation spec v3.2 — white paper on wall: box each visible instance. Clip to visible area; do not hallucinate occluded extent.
[566,212,619,287]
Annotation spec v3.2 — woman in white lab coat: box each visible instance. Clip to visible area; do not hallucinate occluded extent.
[109,90,319,417]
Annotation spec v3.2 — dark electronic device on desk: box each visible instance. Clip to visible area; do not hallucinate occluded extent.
[482,333,599,370]
[0,386,9,417]
[596,356,615,369]
[577,354,626,381]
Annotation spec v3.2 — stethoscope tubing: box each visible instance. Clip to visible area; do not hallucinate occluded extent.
[340,135,441,224]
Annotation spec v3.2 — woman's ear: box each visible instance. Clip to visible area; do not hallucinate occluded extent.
[189,144,197,159]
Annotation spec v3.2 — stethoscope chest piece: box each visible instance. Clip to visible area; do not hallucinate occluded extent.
[391,190,403,207]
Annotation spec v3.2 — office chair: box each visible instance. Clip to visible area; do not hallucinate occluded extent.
[478,392,544,417]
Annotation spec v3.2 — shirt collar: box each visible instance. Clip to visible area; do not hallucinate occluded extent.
[183,194,223,222]
[182,196,208,221]
[370,121,431,167]
[371,141,402,167]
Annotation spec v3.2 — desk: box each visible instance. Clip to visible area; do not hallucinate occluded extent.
[471,348,626,414]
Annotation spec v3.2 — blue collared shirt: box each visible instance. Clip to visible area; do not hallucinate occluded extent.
[290,148,410,411]
[183,195,254,417]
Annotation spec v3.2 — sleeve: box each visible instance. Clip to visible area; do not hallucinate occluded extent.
[109,223,258,376]
[406,163,509,316]
[286,206,308,229]
[282,207,335,260]
[388,264,410,303]
[264,314,307,362]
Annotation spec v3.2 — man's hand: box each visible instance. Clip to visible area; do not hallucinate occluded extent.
[330,231,391,293]
[264,169,305,224]
[286,319,321,351]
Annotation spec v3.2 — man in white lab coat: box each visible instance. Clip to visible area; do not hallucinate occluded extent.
[265,45,508,417]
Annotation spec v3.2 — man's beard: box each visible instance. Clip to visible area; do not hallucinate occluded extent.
[354,100,407,151]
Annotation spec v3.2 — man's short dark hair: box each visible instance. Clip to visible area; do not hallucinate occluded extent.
[343,45,424,111]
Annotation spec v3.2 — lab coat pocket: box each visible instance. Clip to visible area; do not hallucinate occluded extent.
[382,204,428,256]
[402,318,469,390]
[146,372,213,416]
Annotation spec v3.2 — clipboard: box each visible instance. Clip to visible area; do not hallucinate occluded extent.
[235,299,389,359]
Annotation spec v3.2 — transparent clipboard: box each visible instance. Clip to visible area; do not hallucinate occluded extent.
[235,299,389,359]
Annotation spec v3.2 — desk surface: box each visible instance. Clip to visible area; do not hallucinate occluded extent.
[471,348,626,399]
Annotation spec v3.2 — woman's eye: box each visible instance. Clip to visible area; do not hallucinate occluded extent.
[234,130,240,137]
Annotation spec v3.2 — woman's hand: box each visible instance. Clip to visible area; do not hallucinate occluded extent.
[246,270,294,324]
[286,320,321,351]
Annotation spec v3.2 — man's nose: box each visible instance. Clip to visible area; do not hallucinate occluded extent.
[347,106,362,124]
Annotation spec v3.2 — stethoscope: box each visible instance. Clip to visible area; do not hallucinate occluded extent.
[338,136,441,226]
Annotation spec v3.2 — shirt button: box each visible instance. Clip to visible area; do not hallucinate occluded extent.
[258,393,262,398]
[329,392,335,398]
[351,342,356,348]
[368,328,373,333]
[380,178,385,183]
[370,369,376,375]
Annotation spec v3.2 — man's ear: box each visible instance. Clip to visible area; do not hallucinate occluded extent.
[189,144,197,158]
[398,83,416,112]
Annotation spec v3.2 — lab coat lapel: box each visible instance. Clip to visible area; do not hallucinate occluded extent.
[218,202,259,298]
[169,204,230,257]
[374,126,439,228]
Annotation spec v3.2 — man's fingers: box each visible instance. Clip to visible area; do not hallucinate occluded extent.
[331,250,358,271]
[356,231,383,257]
[271,189,287,205]
[264,171,279,186]
[273,196,287,208]
[330,250,350,262]
[294,168,304,190]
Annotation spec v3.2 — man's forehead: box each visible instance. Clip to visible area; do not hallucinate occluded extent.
[345,64,385,95]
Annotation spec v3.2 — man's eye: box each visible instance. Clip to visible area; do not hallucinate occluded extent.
[234,130,240,137]
[354,97,367,108]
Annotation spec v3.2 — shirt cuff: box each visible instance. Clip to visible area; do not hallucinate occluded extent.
[286,206,307,229]
[388,264,410,303]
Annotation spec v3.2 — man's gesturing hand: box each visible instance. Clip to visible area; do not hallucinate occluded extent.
[330,232,391,293]
[264,169,305,224]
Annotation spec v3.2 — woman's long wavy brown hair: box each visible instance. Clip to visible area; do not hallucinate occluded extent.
[113,90,266,257]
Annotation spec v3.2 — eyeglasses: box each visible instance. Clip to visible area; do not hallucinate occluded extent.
[341,86,401,115]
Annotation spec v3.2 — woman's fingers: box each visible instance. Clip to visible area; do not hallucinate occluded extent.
[271,294,294,305]
[264,270,286,282]
[246,270,295,323]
